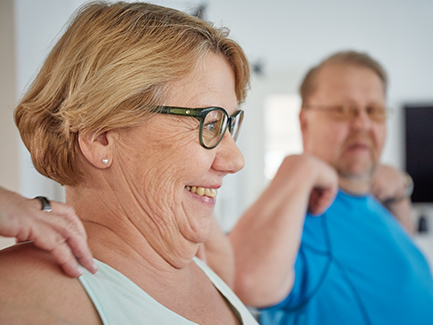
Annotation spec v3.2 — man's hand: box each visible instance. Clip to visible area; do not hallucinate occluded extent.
[304,154,339,216]
[371,165,412,203]
[371,165,415,235]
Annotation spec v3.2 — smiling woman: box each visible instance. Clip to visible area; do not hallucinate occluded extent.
[0,1,256,324]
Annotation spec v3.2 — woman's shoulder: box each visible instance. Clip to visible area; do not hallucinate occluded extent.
[0,243,101,324]
[1,241,62,270]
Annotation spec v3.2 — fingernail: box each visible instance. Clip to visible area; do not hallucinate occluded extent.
[77,265,85,275]
[91,261,98,273]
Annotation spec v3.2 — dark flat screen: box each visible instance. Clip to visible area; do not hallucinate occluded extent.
[405,105,433,203]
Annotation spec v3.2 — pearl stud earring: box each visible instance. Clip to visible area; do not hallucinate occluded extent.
[102,158,109,165]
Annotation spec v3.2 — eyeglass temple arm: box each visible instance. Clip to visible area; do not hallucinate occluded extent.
[157,106,204,118]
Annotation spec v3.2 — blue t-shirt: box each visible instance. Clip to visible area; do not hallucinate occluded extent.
[260,190,433,325]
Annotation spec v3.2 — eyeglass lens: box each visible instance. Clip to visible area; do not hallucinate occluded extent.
[202,109,228,148]
[201,109,243,148]
[230,110,243,141]
[330,105,387,122]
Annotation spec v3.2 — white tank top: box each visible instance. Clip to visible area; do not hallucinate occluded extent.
[78,257,258,324]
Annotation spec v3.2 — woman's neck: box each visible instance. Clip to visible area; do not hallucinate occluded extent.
[65,185,199,272]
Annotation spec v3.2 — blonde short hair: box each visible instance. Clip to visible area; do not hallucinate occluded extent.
[15,1,250,186]
[299,50,388,105]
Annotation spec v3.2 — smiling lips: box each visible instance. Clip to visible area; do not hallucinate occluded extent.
[186,186,217,198]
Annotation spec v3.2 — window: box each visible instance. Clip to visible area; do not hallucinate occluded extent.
[264,94,303,181]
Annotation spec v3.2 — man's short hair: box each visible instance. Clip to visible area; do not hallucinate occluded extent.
[299,50,388,105]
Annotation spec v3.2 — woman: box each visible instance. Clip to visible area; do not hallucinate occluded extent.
[0,2,257,323]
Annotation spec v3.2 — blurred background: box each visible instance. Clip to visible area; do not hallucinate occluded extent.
[1,0,433,261]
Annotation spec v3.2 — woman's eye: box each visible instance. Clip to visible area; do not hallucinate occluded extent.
[205,122,216,132]
[204,119,220,134]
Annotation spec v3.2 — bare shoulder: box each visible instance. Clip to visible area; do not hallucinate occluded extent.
[0,243,101,324]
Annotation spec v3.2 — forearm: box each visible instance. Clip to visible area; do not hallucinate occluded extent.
[228,155,337,307]
[229,186,308,307]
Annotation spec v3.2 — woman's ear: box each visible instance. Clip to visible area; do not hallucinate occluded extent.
[78,131,113,169]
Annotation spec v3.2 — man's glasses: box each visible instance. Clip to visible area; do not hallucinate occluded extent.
[157,106,244,149]
[303,104,391,122]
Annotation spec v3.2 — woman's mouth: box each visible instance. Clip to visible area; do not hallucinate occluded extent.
[185,186,217,198]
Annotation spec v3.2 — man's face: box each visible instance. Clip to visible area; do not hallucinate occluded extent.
[300,63,387,181]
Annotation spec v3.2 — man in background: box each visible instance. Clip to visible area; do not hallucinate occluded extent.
[229,50,433,324]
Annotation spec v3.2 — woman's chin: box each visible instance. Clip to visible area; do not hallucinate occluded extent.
[183,215,215,244]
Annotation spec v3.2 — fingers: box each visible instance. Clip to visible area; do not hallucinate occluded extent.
[34,237,85,278]
[307,157,339,215]
[41,203,98,276]
[370,182,381,199]
[30,217,97,277]
[371,165,407,202]
[309,187,337,216]
[47,202,98,275]
[49,201,87,239]
[65,235,98,274]
[1,189,98,277]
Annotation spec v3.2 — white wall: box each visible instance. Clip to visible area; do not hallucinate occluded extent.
[13,0,82,201]
[6,0,433,239]
[0,0,19,249]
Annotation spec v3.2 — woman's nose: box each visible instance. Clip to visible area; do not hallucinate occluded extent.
[213,131,245,174]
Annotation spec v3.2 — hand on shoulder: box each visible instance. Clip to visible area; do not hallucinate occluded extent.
[0,187,97,277]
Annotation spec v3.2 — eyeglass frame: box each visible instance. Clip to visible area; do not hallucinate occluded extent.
[156,106,244,149]
[302,104,392,122]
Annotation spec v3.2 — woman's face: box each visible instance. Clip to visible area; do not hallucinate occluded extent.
[111,52,244,260]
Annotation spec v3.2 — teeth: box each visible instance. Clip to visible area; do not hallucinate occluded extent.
[186,186,217,198]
